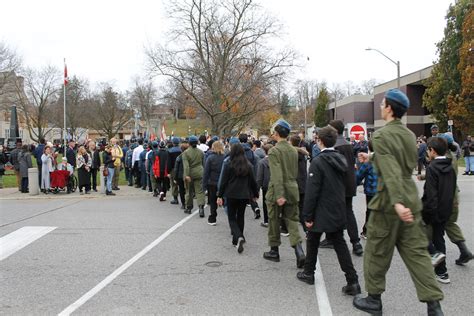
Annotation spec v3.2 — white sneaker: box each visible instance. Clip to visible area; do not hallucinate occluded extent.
[431,252,446,267]
[436,273,450,284]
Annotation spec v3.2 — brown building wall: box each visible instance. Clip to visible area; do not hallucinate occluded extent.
[406,85,429,116]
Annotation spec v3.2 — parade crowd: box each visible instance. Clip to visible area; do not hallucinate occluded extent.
[1,88,473,315]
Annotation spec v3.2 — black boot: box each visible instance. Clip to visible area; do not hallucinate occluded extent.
[296,271,314,285]
[184,207,192,214]
[170,197,179,205]
[263,246,280,262]
[427,301,444,316]
[199,205,205,218]
[342,282,361,296]
[353,294,382,316]
[455,241,473,265]
[353,242,364,256]
[293,242,306,268]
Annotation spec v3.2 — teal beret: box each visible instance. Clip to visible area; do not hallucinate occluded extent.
[385,89,410,108]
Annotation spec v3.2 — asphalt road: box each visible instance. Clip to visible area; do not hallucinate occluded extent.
[0,176,473,315]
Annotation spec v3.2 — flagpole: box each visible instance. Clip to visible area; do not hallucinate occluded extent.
[63,58,67,156]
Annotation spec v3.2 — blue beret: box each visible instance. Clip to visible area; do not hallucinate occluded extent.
[275,118,291,131]
[172,137,180,144]
[385,89,410,108]
[439,133,454,145]
[229,137,240,145]
[152,141,158,148]
[212,136,219,141]
[189,135,198,143]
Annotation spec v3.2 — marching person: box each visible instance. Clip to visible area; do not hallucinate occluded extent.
[151,141,170,201]
[297,126,361,296]
[217,143,259,253]
[290,135,309,231]
[263,119,306,269]
[203,140,225,225]
[354,89,444,316]
[174,142,189,209]
[461,135,473,175]
[132,138,144,188]
[168,137,182,204]
[182,136,205,216]
[256,144,273,227]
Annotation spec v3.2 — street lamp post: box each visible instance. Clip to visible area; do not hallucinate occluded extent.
[366,48,400,88]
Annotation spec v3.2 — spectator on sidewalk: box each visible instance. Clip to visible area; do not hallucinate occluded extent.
[18,145,33,193]
[41,146,54,194]
[76,146,92,195]
[10,140,22,191]
[88,142,101,192]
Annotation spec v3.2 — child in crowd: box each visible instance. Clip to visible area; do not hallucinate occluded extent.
[422,136,457,284]
[356,140,377,239]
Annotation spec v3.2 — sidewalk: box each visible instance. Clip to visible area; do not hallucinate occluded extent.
[0,184,153,200]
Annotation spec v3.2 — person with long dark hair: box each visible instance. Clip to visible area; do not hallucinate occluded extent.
[217,143,259,253]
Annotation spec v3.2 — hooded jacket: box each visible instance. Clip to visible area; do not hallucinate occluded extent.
[203,151,225,190]
[334,135,356,197]
[256,156,270,191]
[303,149,348,233]
[421,157,456,224]
[296,147,309,194]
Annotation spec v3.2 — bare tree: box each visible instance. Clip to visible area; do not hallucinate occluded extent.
[0,41,21,96]
[146,0,295,135]
[359,78,379,95]
[13,66,60,142]
[87,85,132,140]
[130,78,158,133]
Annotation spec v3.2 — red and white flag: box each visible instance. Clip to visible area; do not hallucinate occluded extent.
[160,123,167,141]
[64,59,69,86]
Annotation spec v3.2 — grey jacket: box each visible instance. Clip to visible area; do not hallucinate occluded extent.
[256,156,270,191]
[19,151,33,178]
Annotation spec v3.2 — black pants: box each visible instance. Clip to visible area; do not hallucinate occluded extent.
[133,162,141,187]
[125,167,130,182]
[362,195,374,235]
[417,160,424,175]
[126,167,133,185]
[227,198,247,244]
[207,184,218,221]
[262,188,268,223]
[345,196,360,244]
[250,199,260,212]
[430,222,447,275]
[177,179,186,206]
[304,230,358,284]
[156,177,169,196]
[79,184,91,193]
[21,177,28,193]
[90,168,98,190]
[299,193,306,231]
[37,164,42,186]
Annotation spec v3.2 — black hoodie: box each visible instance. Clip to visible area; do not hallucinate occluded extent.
[303,149,348,233]
[422,158,456,224]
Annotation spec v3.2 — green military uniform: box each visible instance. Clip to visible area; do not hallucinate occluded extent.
[182,146,205,209]
[266,140,302,247]
[445,150,464,243]
[365,119,443,302]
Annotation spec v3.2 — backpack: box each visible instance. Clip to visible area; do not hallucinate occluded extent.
[152,151,168,178]
[125,149,133,168]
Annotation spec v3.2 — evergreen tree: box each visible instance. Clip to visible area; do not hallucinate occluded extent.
[280,93,290,115]
[314,87,329,127]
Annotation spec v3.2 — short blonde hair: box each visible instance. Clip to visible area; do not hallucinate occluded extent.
[77,146,87,156]
[212,141,224,155]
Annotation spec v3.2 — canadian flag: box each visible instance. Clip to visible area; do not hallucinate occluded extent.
[160,123,167,141]
[64,59,69,86]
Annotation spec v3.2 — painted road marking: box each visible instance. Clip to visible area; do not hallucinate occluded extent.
[315,258,333,316]
[0,226,57,261]
[58,210,199,316]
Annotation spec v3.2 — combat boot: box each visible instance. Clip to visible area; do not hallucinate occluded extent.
[455,241,473,265]
[263,247,280,262]
[170,197,179,205]
[293,242,306,268]
[184,206,192,214]
[199,205,205,218]
[353,294,382,315]
[296,271,314,285]
[427,301,444,316]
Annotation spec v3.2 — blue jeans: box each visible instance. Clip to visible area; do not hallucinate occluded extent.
[465,156,474,172]
[106,167,115,192]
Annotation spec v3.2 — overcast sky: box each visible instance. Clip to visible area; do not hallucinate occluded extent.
[1,0,453,92]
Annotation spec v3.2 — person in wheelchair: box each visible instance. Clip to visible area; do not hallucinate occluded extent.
[57,157,75,193]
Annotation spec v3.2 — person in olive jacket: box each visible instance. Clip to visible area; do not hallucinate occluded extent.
[296,126,360,296]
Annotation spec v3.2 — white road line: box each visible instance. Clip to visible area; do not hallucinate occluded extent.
[0,226,57,261]
[58,210,198,316]
[314,258,333,316]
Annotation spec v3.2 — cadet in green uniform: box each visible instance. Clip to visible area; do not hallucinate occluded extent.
[437,133,473,265]
[263,119,306,268]
[182,135,205,217]
[353,89,444,316]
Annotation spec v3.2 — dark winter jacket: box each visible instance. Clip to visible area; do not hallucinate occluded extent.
[102,151,114,169]
[150,148,169,178]
[175,154,184,180]
[203,151,225,190]
[217,160,259,200]
[303,149,348,233]
[421,158,456,224]
[418,143,427,162]
[256,156,270,191]
[66,147,76,167]
[18,150,33,178]
[334,135,356,197]
[168,146,182,171]
[356,162,378,196]
[10,148,21,171]
[296,147,309,194]
[353,140,368,157]
[90,150,101,169]
[242,143,259,174]
[34,144,45,165]
[254,148,266,160]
